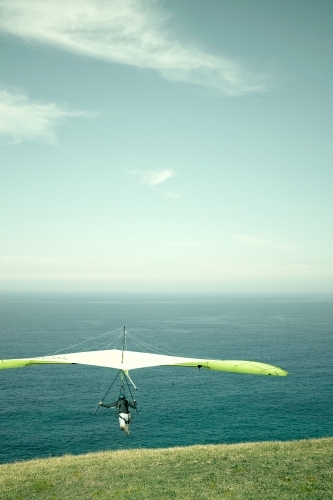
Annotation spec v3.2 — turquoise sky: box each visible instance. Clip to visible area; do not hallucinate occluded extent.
[1,0,332,293]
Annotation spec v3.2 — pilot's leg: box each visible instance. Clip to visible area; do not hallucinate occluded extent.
[118,413,127,431]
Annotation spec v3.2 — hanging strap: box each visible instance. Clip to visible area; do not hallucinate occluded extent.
[124,372,139,414]
[93,369,121,415]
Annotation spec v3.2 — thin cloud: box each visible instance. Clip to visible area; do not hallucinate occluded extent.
[132,169,174,187]
[0,87,95,143]
[0,0,267,95]
[165,190,179,199]
[164,242,199,247]
[129,169,179,197]
[232,233,292,250]
[144,170,174,187]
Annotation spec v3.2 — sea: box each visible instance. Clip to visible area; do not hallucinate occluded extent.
[0,293,332,464]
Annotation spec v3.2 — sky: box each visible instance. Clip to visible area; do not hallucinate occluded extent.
[0,0,332,293]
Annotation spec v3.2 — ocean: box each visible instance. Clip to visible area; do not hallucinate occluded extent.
[0,293,332,464]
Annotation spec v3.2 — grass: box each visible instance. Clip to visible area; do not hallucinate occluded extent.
[0,438,332,499]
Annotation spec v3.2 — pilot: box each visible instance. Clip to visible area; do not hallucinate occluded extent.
[99,394,137,435]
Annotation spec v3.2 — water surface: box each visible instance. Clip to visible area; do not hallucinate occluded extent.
[1,293,332,463]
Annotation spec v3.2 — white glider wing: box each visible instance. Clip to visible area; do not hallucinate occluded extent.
[0,349,288,376]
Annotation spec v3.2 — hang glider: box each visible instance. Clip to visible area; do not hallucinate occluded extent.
[0,349,288,376]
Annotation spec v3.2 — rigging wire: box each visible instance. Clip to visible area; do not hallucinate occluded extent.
[123,372,139,415]
[125,330,182,357]
[93,369,121,415]
[126,331,174,355]
[91,332,125,406]
[125,334,148,353]
[83,332,123,352]
[45,327,124,356]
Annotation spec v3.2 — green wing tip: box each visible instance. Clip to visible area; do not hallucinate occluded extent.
[171,360,288,376]
[206,360,289,376]
[265,365,288,376]
[266,369,288,376]
[0,359,31,369]
[0,358,71,370]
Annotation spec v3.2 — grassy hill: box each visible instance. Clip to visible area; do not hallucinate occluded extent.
[0,438,332,499]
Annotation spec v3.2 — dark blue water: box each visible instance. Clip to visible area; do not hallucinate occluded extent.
[1,293,332,464]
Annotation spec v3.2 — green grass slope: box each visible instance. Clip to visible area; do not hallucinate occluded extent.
[1,438,332,499]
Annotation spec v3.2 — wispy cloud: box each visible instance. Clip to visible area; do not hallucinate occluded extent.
[0,0,267,95]
[163,242,199,247]
[0,87,95,143]
[134,169,174,187]
[129,169,178,197]
[165,190,179,199]
[232,233,292,250]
